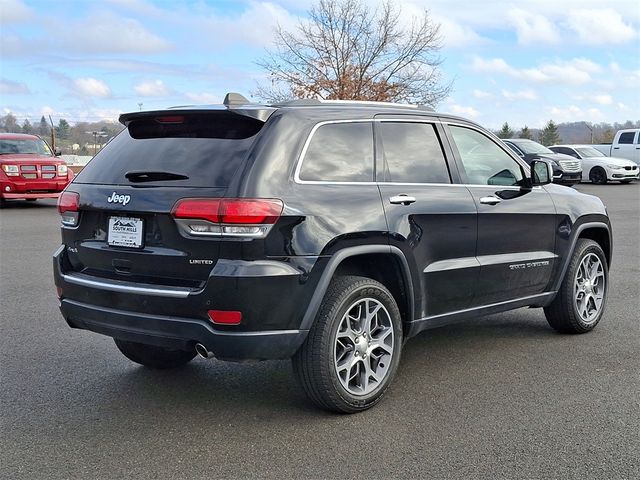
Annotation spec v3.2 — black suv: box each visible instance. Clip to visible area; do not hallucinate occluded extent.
[503,138,583,185]
[54,94,612,413]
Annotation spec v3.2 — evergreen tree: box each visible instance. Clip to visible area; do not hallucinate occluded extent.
[21,119,33,134]
[497,122,514,139]
[38,116,49,136]
[539,120,561,146]
[56,119,71,139]
[518,125,533,139]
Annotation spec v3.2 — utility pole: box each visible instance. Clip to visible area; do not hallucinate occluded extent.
[48,115,56,151]
[86,131,108,156]
[584,122,594,144]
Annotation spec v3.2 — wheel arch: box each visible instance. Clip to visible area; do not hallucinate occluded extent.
[589,165,607,181]
[579,226,612,266]
[299,245,414,332]
[551,221,612,293]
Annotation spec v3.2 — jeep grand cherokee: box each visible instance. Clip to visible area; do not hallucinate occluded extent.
[53,94,612,413]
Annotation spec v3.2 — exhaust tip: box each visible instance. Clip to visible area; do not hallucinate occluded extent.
[195,343,214,359]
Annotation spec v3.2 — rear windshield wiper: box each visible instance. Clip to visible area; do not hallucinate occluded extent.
[125,170,189,182]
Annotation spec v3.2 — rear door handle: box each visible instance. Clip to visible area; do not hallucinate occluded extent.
[479,196,502,205]
[389,195,416,205]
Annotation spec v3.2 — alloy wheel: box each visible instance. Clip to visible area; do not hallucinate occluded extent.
[574,253,605,324]
[333,298,395,396]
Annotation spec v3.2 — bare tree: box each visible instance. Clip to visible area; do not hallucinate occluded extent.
[255,0,451,106]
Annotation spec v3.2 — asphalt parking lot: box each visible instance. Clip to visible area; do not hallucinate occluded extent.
[1,183,638,480]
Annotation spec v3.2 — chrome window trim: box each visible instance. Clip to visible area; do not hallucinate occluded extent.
[294,117,454,186]
[293,119,376,185]
[445,121,532,173]
[293,117,537,188]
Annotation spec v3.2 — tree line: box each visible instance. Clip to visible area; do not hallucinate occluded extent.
[0,113,123,155]
[495,120,640,146]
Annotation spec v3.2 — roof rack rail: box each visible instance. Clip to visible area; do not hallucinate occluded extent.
[274,98,434,111]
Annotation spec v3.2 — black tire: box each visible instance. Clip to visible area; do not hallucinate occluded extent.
[292,275,403,413]
[544,239,608,334]
[114,338,196,369]
[589,167,607,185]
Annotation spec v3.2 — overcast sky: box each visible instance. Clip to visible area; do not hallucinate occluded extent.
[1,0,639,129]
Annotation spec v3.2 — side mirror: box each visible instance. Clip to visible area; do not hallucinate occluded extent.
[531,160,553,186]
[54,148,62,156]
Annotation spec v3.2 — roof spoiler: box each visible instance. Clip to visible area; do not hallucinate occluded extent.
[119,92,276,125]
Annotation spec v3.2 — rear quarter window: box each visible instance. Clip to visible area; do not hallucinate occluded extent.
[298,122,374,182]
[74,113,264,187]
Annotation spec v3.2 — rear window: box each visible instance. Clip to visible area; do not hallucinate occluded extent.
[75,113,264,187]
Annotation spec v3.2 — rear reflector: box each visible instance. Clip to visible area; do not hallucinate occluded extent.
[172,198,283,224]
[207,310,242,325]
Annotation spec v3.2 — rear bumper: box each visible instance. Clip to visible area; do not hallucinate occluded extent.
[53,245,316,360]
[60,298,307,360]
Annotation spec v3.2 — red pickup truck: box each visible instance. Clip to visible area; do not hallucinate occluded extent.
[0,133,74,206]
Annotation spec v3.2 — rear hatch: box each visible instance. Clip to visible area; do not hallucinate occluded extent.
[62,110,268,288]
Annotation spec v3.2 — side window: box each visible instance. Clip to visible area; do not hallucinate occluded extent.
[555,147,576,157]
[378,122,450,183]
[565,148,579,158]
[504,142,524,157]
[299,122,373,182]
[618,132,636,144]
[449,126,524,186]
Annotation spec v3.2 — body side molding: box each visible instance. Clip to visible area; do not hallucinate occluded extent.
[407,292,556,337]
[423,251,558,273]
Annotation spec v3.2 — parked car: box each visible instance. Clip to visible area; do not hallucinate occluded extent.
[0,133,74,206]
[592,129,640,164]
[549,145,639,184]
[53,94,612,413]
[502,138,582,185]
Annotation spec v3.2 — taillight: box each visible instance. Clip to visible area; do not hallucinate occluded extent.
[172,198,283,237]
[57,191,79,227]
